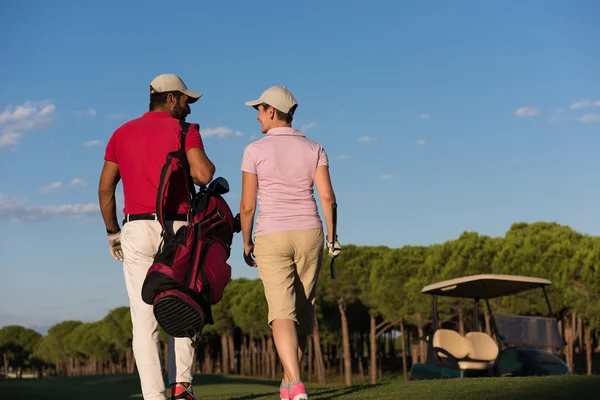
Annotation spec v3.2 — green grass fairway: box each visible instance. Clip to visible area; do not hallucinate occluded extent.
[1,374,599,400]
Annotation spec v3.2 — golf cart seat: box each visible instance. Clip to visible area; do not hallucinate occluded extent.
[458,332,499,370]
[433,330,498,372]
[433,329,471,361]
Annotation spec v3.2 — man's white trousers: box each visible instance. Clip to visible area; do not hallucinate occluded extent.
[121,219,195,400]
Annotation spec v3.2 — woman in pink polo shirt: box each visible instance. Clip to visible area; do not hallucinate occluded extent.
[240,86,341,400]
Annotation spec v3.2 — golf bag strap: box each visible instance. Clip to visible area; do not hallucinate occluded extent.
[155,121,196,238]
[178,120,197,200]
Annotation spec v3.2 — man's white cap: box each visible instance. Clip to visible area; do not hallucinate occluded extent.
[245,86,298,114]
[149,74,202,103]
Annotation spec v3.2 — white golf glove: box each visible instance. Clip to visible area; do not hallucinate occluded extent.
[108,232,124,261]
[326,237,341,258]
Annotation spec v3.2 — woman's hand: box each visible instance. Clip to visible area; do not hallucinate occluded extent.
[244,241,256,267]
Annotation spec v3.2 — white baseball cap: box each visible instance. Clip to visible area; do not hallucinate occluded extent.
[245,86,298,114]
[150,74,202,103]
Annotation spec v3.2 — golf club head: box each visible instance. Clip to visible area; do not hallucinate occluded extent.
[207,177,230,195]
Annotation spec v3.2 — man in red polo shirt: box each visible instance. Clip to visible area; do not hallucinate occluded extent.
[98,73,215,400]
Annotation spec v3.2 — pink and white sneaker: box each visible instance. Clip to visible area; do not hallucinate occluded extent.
[280,381,289,400]
[288,381,308,400]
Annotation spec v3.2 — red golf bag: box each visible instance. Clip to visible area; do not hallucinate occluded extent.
[141,121,241,344]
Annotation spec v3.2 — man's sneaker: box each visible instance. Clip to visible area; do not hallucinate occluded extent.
[171,383,197,400]
[280,381,289,400]
[288,381,308,400]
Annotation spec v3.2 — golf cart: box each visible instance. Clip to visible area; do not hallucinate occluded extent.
[408,274,570,380]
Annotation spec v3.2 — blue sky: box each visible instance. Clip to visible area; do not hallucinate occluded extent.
[1,0,599,333]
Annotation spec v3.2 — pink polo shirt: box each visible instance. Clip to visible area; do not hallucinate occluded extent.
[241,127,329,237]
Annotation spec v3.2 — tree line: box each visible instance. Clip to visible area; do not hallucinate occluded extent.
[1,221,599,384]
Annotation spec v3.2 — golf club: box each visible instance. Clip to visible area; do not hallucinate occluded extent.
[207,177,230,195]
[330,202,337,279]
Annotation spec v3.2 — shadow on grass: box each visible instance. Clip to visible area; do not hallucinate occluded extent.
[0,373,284,400]
[473,375,598,400]
[191,373,282,388]
[230,383,387,400]
[400,375,599,400]
[229,391,278,400]
[312,383,385,400]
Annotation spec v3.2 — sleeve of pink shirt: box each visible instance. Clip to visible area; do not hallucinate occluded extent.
[185,123,204,151]
[241,144,257,174]
[318,144,329,166]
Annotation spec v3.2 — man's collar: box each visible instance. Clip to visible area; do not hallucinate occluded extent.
[142,111,175,119]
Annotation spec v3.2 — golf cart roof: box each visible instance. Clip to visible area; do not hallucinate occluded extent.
[421,274,552,299]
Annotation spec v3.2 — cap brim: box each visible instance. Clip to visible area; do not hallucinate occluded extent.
[182,89,202,103]
[245,99,262,109]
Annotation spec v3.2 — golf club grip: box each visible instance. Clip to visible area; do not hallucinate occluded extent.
[330,203,337,279]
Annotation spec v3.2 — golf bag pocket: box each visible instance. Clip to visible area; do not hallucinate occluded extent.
[190,240,232,305]
[141,225,193,305]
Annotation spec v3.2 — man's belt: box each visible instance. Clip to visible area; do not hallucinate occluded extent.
[123,213,189,224]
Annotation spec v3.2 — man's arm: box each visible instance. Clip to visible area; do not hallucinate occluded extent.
[240,171,258,248]
[186,147,216,186]
[98,160,121,232]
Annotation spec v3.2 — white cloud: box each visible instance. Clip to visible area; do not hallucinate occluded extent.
[248,135,259,141]
[415,140,426,145]
[201,126,243,139]
[576,114,600,123]
[70,178,85,186]
[301,122,318,133]
[569,100,600,110]
[83,140,102,147]
[39,105,55,116]
[380,174,393,180]
[75,108,97,116]
[0,133,21,148]
[549,113,600,123]
[38,178,85,194]
[0,101,56,148]
[515,107,539,117]
[334,155,350,160]
[419,114,430,120]
[0,103,38,123]
[358,136,377,142]
[0,194,98,223]
[39,182,63,194]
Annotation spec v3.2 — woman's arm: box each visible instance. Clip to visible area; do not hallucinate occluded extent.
[240,171,258,253]
[314,165,337,242]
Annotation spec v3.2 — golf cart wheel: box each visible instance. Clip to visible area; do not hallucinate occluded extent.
[153,291,206,338]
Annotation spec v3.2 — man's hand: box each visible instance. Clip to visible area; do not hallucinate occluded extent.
[108,232,124,261]
[326,237,341,259]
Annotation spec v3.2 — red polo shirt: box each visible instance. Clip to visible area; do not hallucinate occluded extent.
[104,112,204,216]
